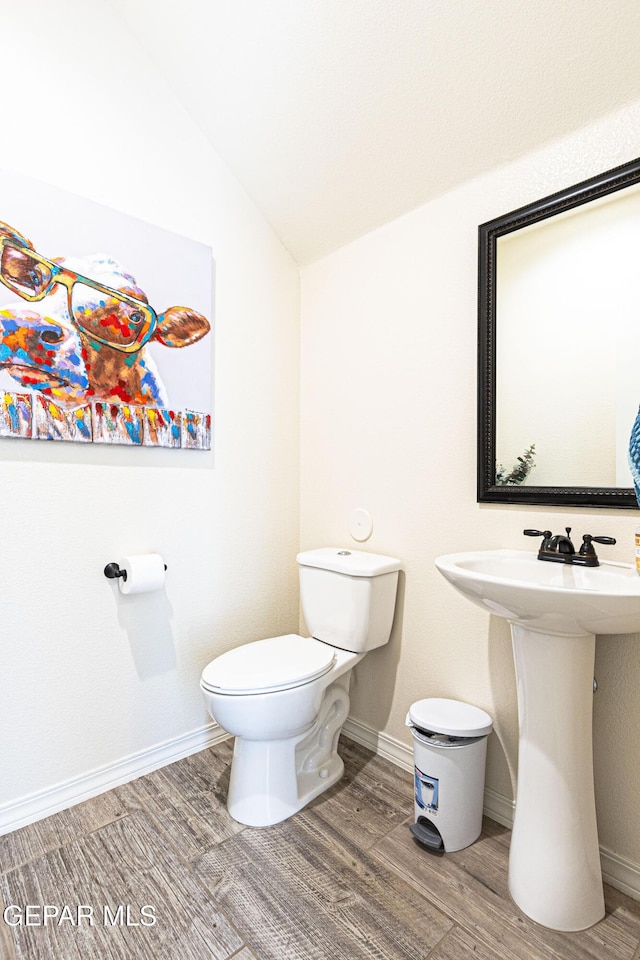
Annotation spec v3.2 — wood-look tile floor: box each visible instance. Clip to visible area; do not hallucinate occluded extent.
[2,737,640,960]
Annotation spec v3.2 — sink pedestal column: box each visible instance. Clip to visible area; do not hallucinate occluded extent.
[509,624,604,931]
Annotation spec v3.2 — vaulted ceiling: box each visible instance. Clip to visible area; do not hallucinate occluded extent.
[107,0,640,264]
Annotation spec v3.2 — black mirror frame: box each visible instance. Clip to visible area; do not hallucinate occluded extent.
[478,155,640,509]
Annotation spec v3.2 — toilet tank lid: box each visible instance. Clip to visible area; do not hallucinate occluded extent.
[296,548,401,577]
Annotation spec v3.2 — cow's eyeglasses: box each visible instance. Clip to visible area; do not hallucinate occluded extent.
[0,237,157,353]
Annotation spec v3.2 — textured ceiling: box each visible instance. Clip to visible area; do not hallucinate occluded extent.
[107,0,640,264]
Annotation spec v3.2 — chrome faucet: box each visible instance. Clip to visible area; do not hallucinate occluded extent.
[523,528,616,566]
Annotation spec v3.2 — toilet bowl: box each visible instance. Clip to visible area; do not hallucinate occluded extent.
[200,548,400,827]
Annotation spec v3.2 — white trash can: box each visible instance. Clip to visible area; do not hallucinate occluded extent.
[406,698,493,853]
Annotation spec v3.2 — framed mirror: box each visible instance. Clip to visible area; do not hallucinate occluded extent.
[478,156,640,508]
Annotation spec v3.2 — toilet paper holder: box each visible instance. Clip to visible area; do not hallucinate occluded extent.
[104,561,167,582]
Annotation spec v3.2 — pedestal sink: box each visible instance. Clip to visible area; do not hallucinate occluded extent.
[435,549,640,932]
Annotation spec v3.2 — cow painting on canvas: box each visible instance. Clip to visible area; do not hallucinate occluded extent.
[0,216,212,448]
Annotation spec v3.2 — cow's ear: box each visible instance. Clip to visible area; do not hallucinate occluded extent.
[0,222,34,250]
[154,307,210,348]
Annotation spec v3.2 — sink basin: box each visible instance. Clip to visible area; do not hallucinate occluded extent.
[435,548,640,932]
[435,549,640,635]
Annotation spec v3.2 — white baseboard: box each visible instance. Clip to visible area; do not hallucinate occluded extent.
[600,847,640,901]
[343,716,414,772]
[342,716,640,902]
[482,786,516,829]
[0,721,228,836]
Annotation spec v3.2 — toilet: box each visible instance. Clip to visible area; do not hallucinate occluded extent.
[200,547,400,827]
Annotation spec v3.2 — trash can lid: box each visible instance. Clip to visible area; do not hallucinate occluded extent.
[408,698,493,738]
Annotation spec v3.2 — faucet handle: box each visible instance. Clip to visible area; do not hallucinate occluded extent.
[579,534,616,558]
[523,529,554,552]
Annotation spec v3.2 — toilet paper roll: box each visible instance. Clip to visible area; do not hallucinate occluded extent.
[118,554,165,595]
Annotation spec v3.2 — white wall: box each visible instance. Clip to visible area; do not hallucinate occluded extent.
[301,101,640,873]
[0,0,300,820]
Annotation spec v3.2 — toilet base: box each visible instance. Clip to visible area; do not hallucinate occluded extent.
[227,681,350,826]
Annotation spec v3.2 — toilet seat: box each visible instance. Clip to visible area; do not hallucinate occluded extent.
[201,634,336,696]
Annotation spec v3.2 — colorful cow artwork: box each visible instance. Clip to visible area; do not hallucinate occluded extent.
[0,220,212,448]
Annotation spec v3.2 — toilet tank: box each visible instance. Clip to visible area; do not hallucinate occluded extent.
[296,548,401,653]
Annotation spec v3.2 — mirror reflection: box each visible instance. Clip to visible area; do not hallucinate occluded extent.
[497,185,640,488]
